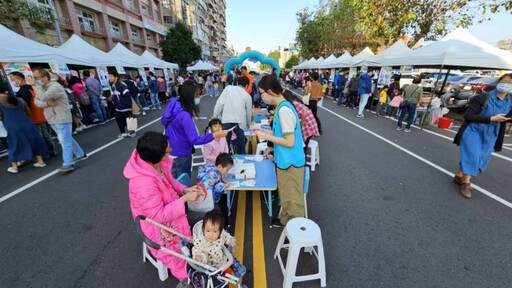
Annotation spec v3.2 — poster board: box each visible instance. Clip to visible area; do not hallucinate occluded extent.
[400,65,414,73]
[2,62,33,93]
[348,67,358,81]
[163,69,170,82]
[96,66,110,91]
[115,66,126,74]
[138,68,146,78]
[377,67,393,88]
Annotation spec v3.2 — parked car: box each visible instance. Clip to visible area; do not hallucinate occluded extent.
[419,71,461,92]
[398,73,420,88]
[434,75,483,94]
[457,76,499,93]
[440,76,499,112]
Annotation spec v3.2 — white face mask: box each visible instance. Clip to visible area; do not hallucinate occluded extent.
[496,83,512,94]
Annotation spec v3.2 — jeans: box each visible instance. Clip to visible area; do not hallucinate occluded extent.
[50,123,85,167]
[171,155,192,179]
[35,122,57,155]
[357,93,370,116]
[336,91,346,105]
[397,102,417,129]
[223,123,245,154]
[214,85,219,97]
[138,93,149,107]
[208,83,214,96]
[90,97,106,122]
[79,105,92,125]
[149,92,161,109]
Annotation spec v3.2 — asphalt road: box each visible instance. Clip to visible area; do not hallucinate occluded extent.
[1,85,511,288]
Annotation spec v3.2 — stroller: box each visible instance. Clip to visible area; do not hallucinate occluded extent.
[135,215,247,288]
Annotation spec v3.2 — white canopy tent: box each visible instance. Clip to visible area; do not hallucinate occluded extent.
[329,52,353,68]
[107,43,151,68]
[187,60,219,71]
[308,56,326,69]
[341,47,374,68]
[140,50,178,70]
[204,61,220,71]
[59,35,134,67]
[0,24,91,65]
[316,54,338,69]
[293,57,316,70]
[383,28,512,69]
[352,40,412,67]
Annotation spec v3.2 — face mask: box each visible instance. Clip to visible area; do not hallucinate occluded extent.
[35,80,44,87]
[11,81,19,88]
[496,83,512,94]
[194,98,201,105]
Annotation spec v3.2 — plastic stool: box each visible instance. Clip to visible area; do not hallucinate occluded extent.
[274,218,326,288]
[191,145,206,171]
[142,242,169,281]
[306,140,320,171]
[256,142,268,155]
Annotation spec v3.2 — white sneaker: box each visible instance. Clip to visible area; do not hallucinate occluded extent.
[127,132,136,138]
[356,114,364,118]
[142,111,146,116]
[143,107,150,111]
[404,128,411,133]
[76,126,83,132]
[33,162,46,168]
[396,127,402,131]
[118,133,125,138]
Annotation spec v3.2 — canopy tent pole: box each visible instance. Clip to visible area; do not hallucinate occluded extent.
[433,65,444,96]
[439,68,451,96]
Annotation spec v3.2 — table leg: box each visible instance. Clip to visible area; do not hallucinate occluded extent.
[268,190,272,223]
[227,190,232,217]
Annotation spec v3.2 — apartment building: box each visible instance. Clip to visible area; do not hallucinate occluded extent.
[16,0,166,57]
[161,0,227,63]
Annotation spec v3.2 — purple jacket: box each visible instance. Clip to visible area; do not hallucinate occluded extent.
[161,98,214,157]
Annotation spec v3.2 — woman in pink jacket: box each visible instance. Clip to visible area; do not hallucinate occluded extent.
[124,131,200,282]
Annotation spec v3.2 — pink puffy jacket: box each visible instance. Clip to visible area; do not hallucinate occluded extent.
[123,149,191,281]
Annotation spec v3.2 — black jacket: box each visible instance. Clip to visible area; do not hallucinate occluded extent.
[453,92,509,152]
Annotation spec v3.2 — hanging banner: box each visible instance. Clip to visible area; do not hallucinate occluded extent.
[163,69,169,82]
[96,66,110,91]
[49,62,70,75]
[400,65,414,73]
[138,68,146,78]
[377,66,394,88]
[115,66,126,74]
[2,62,33,93]
[149,66,155,73]
[348,67,358,80]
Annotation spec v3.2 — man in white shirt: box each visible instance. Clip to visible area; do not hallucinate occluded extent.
[212,76,252,154]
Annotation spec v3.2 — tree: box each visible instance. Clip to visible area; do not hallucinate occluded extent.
[0,0,56,34]
[160,22,202,73]
[268,50,281,63]
[285,55,299,69]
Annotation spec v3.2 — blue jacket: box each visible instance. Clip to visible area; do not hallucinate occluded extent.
[334,73,341,88]
[161,98,214,157]
[148,76,158,93]
[358,73,372,94]
[197,164,227,203]
[110,80,132,111]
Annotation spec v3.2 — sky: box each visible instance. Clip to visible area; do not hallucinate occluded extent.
[225,0,512,54]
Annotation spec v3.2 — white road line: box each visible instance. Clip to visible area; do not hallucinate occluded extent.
[290,90,512,209]
[0,118,162,205]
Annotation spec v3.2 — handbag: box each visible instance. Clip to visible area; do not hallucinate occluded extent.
[187,182,214,212]
[0,121,7,137]
[126,113,138,132]
[303,93,310,105]
[400,86,420,108]
[79,92,90,106]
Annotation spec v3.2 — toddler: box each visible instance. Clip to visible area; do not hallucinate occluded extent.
[376,85,389,116]
[197,153,233,204]
[204,118,229,165]
[430,94,441,125]
[192,208,246,277]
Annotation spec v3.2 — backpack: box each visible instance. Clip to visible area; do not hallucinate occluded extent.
[79,91,90,106]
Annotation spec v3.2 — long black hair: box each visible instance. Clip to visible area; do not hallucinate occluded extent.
[179,80,200,117]
[258,75,283,95]
[67,76,82,88]
[0,81,18,106]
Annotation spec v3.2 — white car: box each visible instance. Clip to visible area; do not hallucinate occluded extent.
[399,73,419,88]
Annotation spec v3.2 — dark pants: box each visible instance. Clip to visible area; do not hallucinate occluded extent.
[307,100,322,134]
[171,155,192,179]
[397,102,417,129]
[35,122,57,155]
[80,105,92,125]
[115,110,130,133]
[223,123,245,154]
[347,91,358,108]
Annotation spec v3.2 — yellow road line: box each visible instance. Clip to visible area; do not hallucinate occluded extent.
[234,192,246,263]
[253,192,267,288]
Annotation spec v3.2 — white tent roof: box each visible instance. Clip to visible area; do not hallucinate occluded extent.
[316,54,338,69]
[294,57,316,70]
[341,47,374,68]
[383,28,512,69]
[293,58,312,69]
[330,52,353,68]
[352,40,412,67]
[187,60,219,71]
[140,50,178,69]
[59,34,134,67]
[107,43,150,68]
[0,24,91,65]
[308,56,325,69]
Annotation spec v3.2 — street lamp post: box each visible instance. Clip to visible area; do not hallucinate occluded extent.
[47,0,63,46]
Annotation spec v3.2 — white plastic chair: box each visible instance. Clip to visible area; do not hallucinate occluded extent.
[142,242,169,281]
[274,218,326,288]
[191,145,206,171]
[306,140,320,171]
[255,142,268,155]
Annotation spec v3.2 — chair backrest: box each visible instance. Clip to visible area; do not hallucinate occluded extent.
[253,113,265,123]
[303,166,310,194]
[176,173,191,187]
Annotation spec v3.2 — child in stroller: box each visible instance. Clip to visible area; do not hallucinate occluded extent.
[191,209,245,277]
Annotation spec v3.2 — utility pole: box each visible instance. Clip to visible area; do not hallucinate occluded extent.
[48,0,63,46]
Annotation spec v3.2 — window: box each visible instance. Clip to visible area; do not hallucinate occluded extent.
[109,19,121,38]
[146,33,154,44]
[124,0,134,9]
[163,16,173,24]
[131,27,140,41]
[27,0,51,7]
[77,10,96,32]
[141,4,149,16]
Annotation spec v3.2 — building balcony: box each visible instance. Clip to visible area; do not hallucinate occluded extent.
[59,17,72,28]
[112,31,128,41]
[80,23,106,34]
[131,36,144,44]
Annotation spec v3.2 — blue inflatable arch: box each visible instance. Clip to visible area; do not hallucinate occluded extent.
[224,50,280,76]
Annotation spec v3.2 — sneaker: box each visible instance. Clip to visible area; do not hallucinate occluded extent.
[117,133,126,138]
[143,107,150,111]
[396,127,402,131]
[7,167,19,174]
[271,219,284,228]
[76,126,83,132]
[127,132,136,138]
[73,131,78,135]
[74,154,88,162]
[142,111,146,116]
[356,114,364,118]
[33,162,46,168]
[134,112,141,116]
[333,100,337,103]
[151,108,156,110]
[58,165,75,173]
[81,125,88,130]
[158,107,162,110]
[404,128,411,133]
